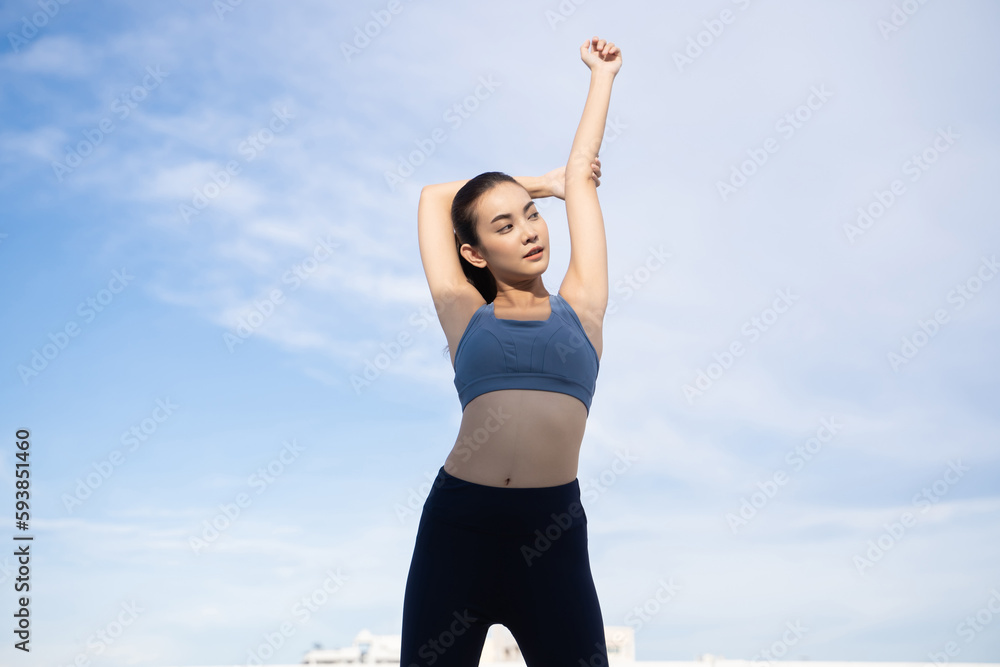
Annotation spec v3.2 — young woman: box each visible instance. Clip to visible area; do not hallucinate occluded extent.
[402,36,623,667]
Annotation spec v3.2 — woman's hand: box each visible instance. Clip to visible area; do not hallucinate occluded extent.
[580,36,622,76]
[543,157,601,200]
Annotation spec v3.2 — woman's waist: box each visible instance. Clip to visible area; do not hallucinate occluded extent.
[423,465,587,536]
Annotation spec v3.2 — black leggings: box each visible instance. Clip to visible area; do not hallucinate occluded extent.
[400,466,608,667]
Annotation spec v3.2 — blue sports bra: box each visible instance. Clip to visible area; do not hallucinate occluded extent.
[453,293,600,414]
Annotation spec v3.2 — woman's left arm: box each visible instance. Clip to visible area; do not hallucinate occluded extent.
[512,175,551,199]
[562,37,622,319]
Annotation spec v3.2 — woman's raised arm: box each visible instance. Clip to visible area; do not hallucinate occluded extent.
[561,36,622,317]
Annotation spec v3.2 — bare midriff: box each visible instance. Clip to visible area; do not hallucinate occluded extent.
[442,389,588,488]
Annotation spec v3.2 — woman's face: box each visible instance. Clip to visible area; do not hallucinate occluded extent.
[464,181,549,279]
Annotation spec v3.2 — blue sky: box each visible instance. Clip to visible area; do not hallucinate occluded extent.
[2,0,999,664]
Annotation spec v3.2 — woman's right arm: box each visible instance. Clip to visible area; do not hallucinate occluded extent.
[417,181,470,303]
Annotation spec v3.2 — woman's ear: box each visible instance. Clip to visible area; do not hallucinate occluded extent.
[460,242,487,269]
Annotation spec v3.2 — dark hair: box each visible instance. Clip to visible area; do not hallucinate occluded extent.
[442,171,522,360]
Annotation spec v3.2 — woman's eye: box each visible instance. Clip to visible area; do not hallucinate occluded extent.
[530,212,539,218]
[501,224,512,231]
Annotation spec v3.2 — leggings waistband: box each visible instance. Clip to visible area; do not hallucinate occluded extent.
[423,466,587,536]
